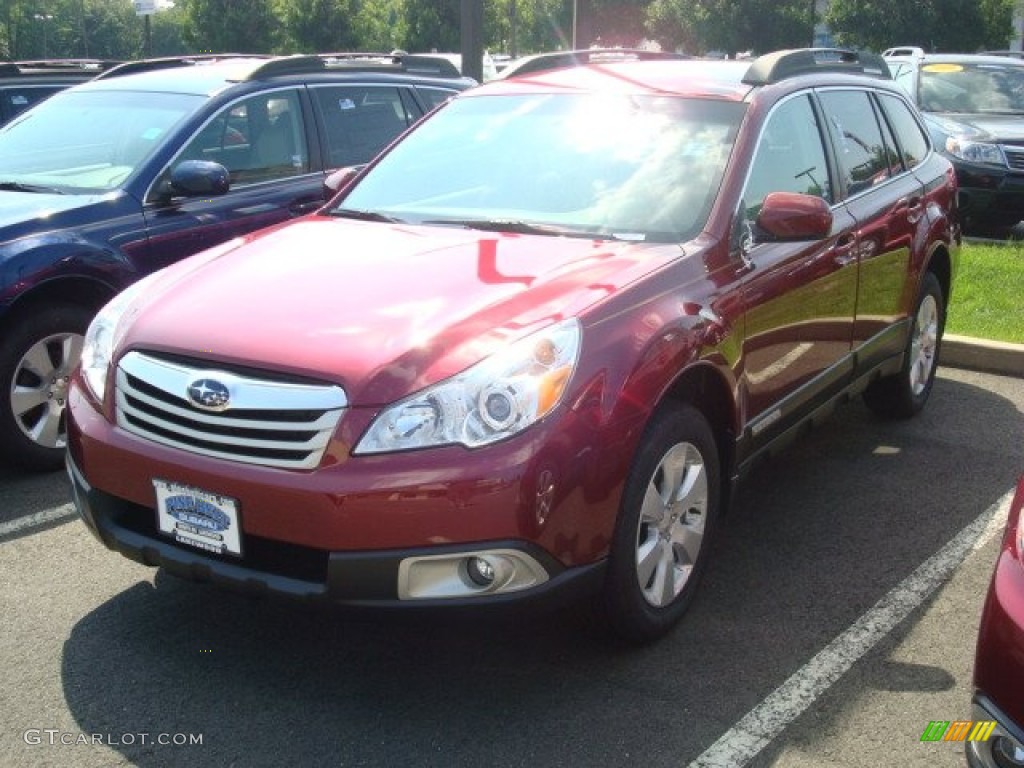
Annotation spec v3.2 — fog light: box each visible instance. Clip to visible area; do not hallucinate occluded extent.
[993,735,1024,768]
[466,556,496,587]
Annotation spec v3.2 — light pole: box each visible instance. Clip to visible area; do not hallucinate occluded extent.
[33,13,54,58]
[572,0,577,49]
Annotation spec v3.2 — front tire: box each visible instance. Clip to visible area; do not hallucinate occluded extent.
[863,271,945,419]
[603,403,720,644]
[0,303,92,472]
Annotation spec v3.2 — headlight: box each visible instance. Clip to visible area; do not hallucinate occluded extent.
[945,137,1006,167]
[355,318,581,454]
[80,272,164,403]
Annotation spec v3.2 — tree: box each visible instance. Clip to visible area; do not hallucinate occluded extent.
[277,0,359,54]
[645,0,813,56]
[182,0,278,53]
[825,0,1016,52]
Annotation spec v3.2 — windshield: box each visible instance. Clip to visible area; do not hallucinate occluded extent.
[0,89,204,192]
[334,92,744,243]
[919,62,1024,114]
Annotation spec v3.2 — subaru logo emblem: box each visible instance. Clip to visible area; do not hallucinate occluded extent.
[186,378,231,411]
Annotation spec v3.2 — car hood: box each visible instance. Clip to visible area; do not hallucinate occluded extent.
[119,217,683,406]
[926,112,1024,141]
[0,190,115,235]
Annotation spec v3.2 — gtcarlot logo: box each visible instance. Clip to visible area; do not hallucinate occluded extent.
[23,730,203,746]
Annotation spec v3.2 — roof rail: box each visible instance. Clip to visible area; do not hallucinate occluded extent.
[742,48,891,85]
[498,48,690,79]
[94,54,269,80]
[0,58,121,77]
[242,52,465,80]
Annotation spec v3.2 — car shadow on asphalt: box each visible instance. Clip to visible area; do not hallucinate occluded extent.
[54,372,1024,767]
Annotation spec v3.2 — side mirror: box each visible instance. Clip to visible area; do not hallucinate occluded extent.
[756,192,832,241]
[168,160,230,198]
[324,166,362,199]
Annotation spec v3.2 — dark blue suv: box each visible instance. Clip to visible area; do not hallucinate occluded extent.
[0,53,474,470]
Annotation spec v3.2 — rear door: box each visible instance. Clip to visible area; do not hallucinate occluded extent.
[816,88,927,371]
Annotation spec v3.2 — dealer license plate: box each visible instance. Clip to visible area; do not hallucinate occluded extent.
[153,479,242,557]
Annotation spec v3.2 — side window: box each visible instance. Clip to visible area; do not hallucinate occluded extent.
[877,93,930,170]
[415,86,460,113]
[891,64,916,97]
[311,86,414,168]
[3,86,63,120]
[174,89,309,186]
[743,94,831,218]
[818,90,890,197]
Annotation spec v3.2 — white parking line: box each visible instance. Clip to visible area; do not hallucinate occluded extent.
[687,490,1014,768]
[0,502,76,539]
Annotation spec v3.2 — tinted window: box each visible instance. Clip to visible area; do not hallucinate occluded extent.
[877,93,929,169]
[415,86,460,112]
[310,85,414,168]
[2,85,64,121]
[818,90,889,197]
[174,89,309,187]
[743,94,831,216]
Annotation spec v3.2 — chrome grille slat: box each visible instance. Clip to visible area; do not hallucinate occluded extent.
[1003,145,1024,171]
[115,351,346,470]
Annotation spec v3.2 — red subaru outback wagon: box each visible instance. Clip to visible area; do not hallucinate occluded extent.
[67,49,959,642]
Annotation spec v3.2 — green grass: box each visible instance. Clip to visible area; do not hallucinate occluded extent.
[946,240,1024,344]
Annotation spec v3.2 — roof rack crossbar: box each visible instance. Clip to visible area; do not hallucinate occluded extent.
[742,48,891,85]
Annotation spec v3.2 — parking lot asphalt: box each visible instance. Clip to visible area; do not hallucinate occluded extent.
[0,335,1019,768]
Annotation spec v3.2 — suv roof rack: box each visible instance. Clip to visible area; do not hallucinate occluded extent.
[94,54,269,80]
[0,58,121,77]
[742,48,891,85]
[499,48,690,79]
[241,52,465,81]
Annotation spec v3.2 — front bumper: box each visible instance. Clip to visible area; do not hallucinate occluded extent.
[954,164,1024,231]
[966,697,1024,768]
[67,450,605,608]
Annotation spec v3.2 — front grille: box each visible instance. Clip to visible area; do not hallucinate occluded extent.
[115,351,346,470]
[1004,145,1024,171]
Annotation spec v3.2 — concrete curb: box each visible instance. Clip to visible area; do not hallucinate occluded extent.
[941,334,1024,378]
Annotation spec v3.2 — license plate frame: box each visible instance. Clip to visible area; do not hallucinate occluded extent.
[153,479,242,558]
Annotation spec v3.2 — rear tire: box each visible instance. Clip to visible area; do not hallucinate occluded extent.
[0,303,92,472]
[602,403,720,644]
[863,271,944,419]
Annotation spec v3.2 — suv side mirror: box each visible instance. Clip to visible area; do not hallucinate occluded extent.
[324,166,362,199]
[167,160,231,198]
[756,192,832,240]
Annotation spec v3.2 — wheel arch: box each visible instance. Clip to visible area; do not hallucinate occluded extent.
[924,242,953,313]
[1,275,117,331]
[656,362,738,508]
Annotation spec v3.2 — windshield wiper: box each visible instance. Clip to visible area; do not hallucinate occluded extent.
[327,208,404,223]
[422,217,620,239]
[0,180,65,194]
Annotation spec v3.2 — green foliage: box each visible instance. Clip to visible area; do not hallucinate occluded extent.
[825,0,1016,51]
[644,0,814,56]
[947,242,1024,344]
[182,0,278,53]
[276,0,359,54]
